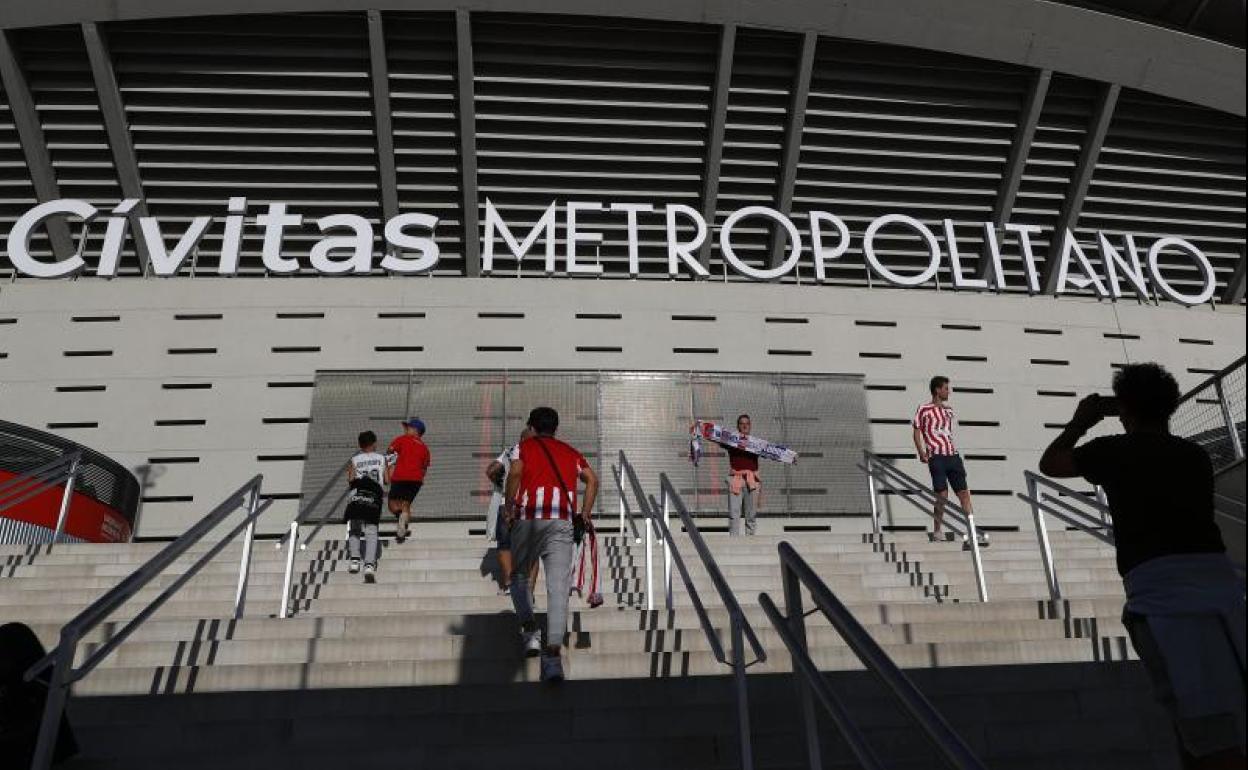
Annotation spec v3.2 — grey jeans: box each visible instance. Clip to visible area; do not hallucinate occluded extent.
[509,518,574,647]
[728,484,757,536]
[347,519,379,565]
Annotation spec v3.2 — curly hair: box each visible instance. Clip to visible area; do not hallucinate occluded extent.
[1112,362,1181,423]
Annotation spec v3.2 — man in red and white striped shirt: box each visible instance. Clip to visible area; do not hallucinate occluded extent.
[504,406,599,683]
[912,376,975,543]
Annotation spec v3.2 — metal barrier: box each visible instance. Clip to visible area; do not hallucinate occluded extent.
[1017,470,1114,604]
[0,451,82,543]
[1172,355,1246,472]
[859,450,989,602]
[24,475,272,770]
[618,451,766,770]
[610,463,643,545]
[760,541,988,770]
[275,460,351,619]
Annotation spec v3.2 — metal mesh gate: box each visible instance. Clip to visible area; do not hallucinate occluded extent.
[300,370,871,525]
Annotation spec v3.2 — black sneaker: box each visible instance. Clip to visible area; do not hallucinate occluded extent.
[540,653,564,683]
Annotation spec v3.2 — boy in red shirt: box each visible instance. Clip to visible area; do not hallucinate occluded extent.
[387,418,431,543]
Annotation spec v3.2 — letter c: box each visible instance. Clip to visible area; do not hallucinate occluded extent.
[7,199,98,278]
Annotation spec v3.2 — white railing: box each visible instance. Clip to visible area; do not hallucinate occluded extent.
[858,450,989,602]
[0,451,82,543]
[1017,471,1114,604]
[24,476,272,770]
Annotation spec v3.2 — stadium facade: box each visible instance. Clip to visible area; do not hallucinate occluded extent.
[0,0,1243,538]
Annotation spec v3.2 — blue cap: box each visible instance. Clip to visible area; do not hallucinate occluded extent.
[402,418,426,434]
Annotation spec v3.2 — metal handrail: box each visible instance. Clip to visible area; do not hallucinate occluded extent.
[760,541,989,770]
[617,451,763,769]
[616,452,671,613]
[0,451,82,543]
[1017,470,1115,604]
[611,463,642,545]
[1174,354,1246,468]
[23,475,271,770]
[655,472,766,770]
[275,461,353,618]
[859,450,989,602]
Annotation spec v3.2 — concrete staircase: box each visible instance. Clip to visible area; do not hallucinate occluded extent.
[0,525,1178,769]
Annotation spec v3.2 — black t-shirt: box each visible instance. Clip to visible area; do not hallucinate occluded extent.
[1072,432,1224,576]
[344,477,384,524]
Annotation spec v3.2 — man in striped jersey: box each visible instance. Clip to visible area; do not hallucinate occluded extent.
[504,406,600,683]
[912,376,976,545]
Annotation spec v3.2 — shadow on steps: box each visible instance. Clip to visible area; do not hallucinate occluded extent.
[62,661,1178,770]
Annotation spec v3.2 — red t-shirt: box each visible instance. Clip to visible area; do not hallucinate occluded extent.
[727,446,759,473]
[387,434,431,482]
[509,436,588,520]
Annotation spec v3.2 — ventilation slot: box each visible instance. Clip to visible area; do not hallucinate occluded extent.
[477,346,524,352]
[162,383,213,390]
[375,346,424,353]
[46,422,97,429]
[576,313,622,320]
[377,312,426,319]
[143,495,193,503]
[859,352,901,359]
[276,312,326,319]
[864,384,906,391]
[765,317,809,324]
[672,315,716,322]
[155,419,207,426]
[63,350,112,357]
[769,349,812,356]
[174,314,223,321]
[271,346,321,354]
[854,320,897,328]
[576,346,623,353]
[147,456,200,464]
[1179,338,1214,346]
[56,385,107,393]
[941,323,981,331]
[1031,359,1069,366]
[478,312,524,319]
[258,454,307,462]
[946,355,988,362]
[1038,390,1077,397]
[674,347,718,354]
[1102,332,1140,340]
[168,348,217,355]
[262,417,312,424]
[1024,328,1062,335]
[71,315,121,323]
[267,381,315,388]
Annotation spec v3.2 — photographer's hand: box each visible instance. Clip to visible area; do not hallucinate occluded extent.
[1039,394,1101,478]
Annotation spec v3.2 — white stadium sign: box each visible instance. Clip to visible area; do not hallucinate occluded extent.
[5,197,1218,306]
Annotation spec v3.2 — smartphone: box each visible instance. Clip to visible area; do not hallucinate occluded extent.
[1096,396,1121,417]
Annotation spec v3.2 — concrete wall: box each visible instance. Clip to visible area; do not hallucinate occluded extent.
[0,277,1241,537]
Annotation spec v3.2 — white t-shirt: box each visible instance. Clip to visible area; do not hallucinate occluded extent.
[492,443,519,492]
[350,451,388,486]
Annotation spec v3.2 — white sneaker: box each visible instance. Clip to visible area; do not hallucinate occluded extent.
[521,629,542,658]
[348,559,361,574]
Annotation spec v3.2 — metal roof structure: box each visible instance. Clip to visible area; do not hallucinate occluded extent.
[0,0,1242,302]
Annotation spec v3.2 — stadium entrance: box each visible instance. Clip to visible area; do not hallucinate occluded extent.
[298,370,872,525]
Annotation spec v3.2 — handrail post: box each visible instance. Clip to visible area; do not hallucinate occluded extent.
[965,513,988,602]
[865,451,880,536]
[662,484,673,610]
[279,520,299,618]
[1027,475,1062,603]
[28,628,76,770]
[731,610,755,770]
[782,555,821,770]
[1215,379,1244,461]
[233,485,261,619]
[644,489,654,612]
[51,455,81,545]
[616,465,625,539]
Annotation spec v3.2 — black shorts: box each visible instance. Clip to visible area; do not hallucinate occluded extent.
[928,454,968,493]
[388,480,423,503]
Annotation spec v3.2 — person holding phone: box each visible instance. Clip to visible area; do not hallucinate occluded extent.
[1039,363,1244,769]
[503,406,600,683]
